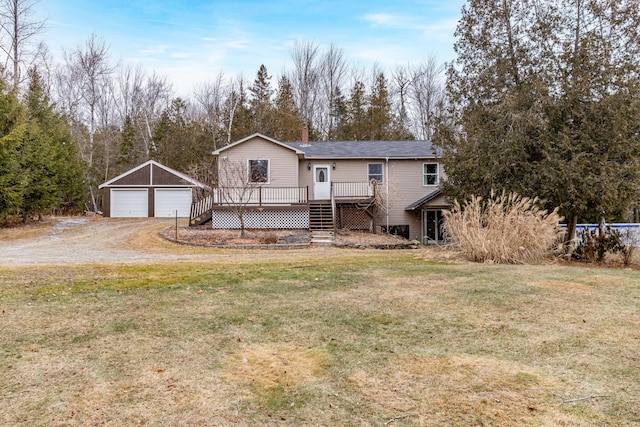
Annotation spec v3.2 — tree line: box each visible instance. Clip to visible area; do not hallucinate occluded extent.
[435,0,640,241]
[3,0,637,237]
[0,1,447,217]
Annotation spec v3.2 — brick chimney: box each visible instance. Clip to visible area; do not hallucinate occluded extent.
[301,125,309,146]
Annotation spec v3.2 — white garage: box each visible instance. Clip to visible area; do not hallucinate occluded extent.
[110,189,149,217]
[154,188,193,217]
[99,160,209,218]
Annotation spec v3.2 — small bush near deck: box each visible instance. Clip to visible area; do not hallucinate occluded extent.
[259,233,278,244]
[443,191,562,264]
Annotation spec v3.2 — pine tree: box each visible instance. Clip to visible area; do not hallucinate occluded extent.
[249,64,274,135]
[338,80,368,140]
[21,67,84,218]
[272,75,304,141]
[118,115,136,169]
[367,72,392,140]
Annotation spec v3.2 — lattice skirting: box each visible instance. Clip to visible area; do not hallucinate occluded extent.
[336,206,373,231]
[212,209,309,229]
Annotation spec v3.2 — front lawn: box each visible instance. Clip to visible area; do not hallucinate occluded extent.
[1,253,638,426]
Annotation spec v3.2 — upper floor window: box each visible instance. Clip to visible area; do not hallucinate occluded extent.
[249,159,269,183]
[368,163,383,183]
[423,163,439,186]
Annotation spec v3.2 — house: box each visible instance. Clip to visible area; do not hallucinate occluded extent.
[190,133,449,244]
[99,160,209,218]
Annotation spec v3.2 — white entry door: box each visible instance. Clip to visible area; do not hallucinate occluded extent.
[313,165,331,200]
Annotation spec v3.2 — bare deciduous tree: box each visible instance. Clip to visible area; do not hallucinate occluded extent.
[217,159,259,238]
[408,57,445,140]
[0,0,45,89]
[318,42,348,139]
[61,33,115,211]
[289,40,319,133]
[193,72,226,151]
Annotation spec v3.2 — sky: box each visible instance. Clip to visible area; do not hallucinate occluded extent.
[37,0,465,97]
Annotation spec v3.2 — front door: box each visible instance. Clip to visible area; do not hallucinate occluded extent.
[313,165,331,200]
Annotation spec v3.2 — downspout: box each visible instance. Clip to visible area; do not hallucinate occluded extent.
[385,157,389,232]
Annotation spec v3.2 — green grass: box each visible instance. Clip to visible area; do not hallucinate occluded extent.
[1,253,639,426]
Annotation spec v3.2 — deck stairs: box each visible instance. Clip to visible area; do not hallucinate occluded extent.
[309,200,334,242]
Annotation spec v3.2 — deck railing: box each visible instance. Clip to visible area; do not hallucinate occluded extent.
[332,181,375,199]
[190,183,375,225]
[189,194,214,225]
[212,186,309,206]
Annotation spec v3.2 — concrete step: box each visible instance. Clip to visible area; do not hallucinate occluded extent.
[310,230,334,243]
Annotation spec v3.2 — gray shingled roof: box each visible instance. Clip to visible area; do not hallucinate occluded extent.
[282,140,440,159]
[406,189,443,211]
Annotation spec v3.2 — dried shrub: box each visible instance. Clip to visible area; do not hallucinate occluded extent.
[443,191,563,264]
[259,233,278,244]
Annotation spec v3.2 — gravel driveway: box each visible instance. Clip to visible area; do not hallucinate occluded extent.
[0,217,214,266]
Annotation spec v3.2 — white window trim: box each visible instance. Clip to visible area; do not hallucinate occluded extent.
[423,162,439,186]
[248,159,270,184]
[367,162,384,183]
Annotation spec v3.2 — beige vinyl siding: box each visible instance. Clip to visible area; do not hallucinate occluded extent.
[220,136,299,187]
[299,158,441,240]
[378,159,441,241]
[300,159,376,187]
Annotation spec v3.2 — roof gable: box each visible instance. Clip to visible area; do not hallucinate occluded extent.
[212,133,304,156]
[98,160,209,189]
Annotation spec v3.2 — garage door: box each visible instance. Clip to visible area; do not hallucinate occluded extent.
[155,188,193,217]
[110,189,149,217]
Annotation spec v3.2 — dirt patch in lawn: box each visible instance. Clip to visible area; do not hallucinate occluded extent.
[349,354,575,426]
[222,344,328,389]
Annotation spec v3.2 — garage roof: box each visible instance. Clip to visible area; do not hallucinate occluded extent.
[98,160,210,189]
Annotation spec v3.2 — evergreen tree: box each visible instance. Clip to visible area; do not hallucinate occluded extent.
[338,80,368,140]
[118,114,136,169]
[327,86,346,140]
[21,68,84,218]
[272,75,304,141]
[436,0,640,242]
[249,64,274,135]
[0,114,24,222]
[153,97,209,172]
[367,72,392,140]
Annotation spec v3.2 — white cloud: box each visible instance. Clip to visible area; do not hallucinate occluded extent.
[363,13,458,35]
[364,13,425,30]
[140,44,170,56]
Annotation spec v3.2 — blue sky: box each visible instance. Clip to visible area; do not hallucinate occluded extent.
[38,0,465,96]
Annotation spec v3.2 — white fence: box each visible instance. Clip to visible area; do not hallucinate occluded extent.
[561,223,640,246]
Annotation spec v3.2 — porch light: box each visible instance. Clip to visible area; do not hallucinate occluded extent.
[332,162,336,170]
[307,162,311,170]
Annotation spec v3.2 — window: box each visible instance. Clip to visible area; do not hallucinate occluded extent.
[381,225,410,239]
[423,163,439,186]
[249,159,269,183]
[368,163,383,183]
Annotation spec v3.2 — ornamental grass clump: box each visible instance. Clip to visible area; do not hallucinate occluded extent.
[443,191,563,264]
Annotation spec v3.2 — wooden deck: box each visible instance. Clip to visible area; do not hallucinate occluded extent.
[189,182,376,227]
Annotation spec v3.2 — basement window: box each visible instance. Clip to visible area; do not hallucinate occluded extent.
[381,225,410,239]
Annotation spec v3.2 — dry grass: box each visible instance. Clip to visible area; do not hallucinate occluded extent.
[1,254,639,425]
[444,192,563,264]
[0,216,62,241]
